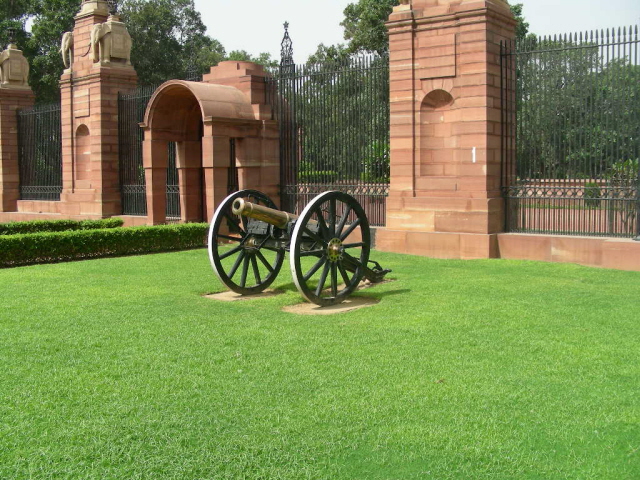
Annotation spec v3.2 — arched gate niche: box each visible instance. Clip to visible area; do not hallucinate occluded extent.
[140,71,279,225]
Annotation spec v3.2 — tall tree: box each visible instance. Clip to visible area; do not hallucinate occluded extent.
[225,50,278,69]
[120,0,225,85]
[334,0,529,58]
[0,0,231,101]
[341,0,398,55]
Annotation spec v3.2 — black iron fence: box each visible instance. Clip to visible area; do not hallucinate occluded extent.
[17,103,63,201]
[501,26,640,238]
[118,84,154,216]
[267,54,390,226]
[166,142,180,221]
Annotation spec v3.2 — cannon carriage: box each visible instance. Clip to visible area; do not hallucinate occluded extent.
[208,190,390,306]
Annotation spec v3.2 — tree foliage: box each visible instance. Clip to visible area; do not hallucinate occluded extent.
[332,0,529,57]
[0,0,274,101]
[119,0,224,85]
[516,37,640,186]
[341,0,399,55]
[225,50,277,69]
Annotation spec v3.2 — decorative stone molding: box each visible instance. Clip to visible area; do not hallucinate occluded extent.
[0,43,30,89]
[78,0,110,17]
[90,15,132,65]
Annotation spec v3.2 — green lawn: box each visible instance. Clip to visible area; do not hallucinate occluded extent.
[1,249,639,479]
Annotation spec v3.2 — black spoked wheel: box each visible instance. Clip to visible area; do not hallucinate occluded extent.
[290,191,371,306]
[208,190,284,295]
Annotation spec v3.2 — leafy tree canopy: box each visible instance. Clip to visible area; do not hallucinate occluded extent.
[307,0,530,62]
[120,0,224,85]
[0,0,274,102]
[225,50,278,70]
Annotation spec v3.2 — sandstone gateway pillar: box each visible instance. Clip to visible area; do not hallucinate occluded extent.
[59,0,137,217]
[0,37,34,212]
[377,0,516,259]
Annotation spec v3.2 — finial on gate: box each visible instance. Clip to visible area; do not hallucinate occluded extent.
[7,27,17,48]
[107,0,119,15]
[280,21,294,68]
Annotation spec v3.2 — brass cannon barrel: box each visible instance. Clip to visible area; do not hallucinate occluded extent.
[231,198,298,229]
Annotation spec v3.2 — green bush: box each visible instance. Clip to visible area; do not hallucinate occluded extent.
[298,170,339,183]
[0,217,124,235]
[583,182,601,208]
[0,223,208,268]
[360,141,390,183]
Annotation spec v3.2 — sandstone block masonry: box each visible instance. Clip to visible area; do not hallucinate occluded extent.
[377,0,517,259]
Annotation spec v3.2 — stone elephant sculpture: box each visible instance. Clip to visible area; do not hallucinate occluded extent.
[91,21,131,65]
[60,31,74,69]
[0,51,6,84]
[0,49,29,86]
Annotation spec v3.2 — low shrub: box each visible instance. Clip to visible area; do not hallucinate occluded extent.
[0,223,208,268]
[298,170,339,183]
[0,217,124,235]
[583,182,601,208]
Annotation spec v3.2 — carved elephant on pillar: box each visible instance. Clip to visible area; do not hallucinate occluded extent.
[0,50,29,86]
[60,32,74,69]
[91,21,132,65]
[0,51,6,84]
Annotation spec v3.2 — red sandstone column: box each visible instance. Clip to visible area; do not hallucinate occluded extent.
[142,133,168,225]
[176,140,203,222]
[0,87,35,212]
[59,0,137,218]
[202,131,231,223]
[378,0,516,259]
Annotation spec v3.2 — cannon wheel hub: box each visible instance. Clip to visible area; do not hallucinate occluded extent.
[326,238,343,263]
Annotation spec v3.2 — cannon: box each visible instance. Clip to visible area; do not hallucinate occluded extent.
[207,190,391,306]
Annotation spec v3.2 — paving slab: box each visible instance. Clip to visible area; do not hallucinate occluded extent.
[282,296,379,315]
[204,290,283,302]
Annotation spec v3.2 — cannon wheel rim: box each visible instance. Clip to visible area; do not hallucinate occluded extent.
[208,189,284,295]
[290,191,370,306]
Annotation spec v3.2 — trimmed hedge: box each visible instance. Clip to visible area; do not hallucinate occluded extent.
[0,223,208,268]
[0,218,124,235]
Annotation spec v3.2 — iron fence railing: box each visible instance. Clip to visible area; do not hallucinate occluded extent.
[266,54,390,226]
[166,142,181,221]
[17,103,63,201]
[118,84,181,219]
[501,26,640,238]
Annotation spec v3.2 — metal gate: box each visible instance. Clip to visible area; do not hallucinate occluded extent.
[16,103,63,201]
[267,28,390,226]
[501,26,640,238]
[118,85,180,219]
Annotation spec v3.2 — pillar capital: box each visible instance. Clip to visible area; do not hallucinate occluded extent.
[76,0,110,19]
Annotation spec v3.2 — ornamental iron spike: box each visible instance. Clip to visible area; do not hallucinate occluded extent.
[107,0,119,15]
[7,27,17,47]
[280,21,294,68]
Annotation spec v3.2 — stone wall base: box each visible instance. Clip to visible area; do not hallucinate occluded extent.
[496,233,640,272]
[375,229,498,259]
[375,228,640,272]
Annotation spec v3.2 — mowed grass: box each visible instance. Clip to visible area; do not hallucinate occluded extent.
[1,249,639,479]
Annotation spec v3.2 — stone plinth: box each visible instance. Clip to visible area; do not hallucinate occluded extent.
[497,233,640,272]
[377,0,516,259]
